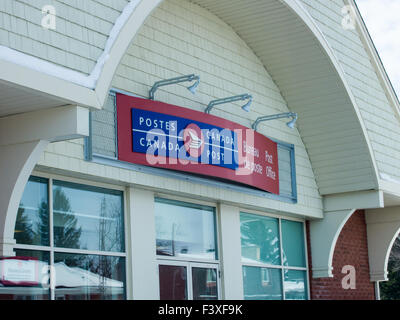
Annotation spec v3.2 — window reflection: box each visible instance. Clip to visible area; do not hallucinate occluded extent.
[240,213,308,300]
[281,220,306,268]
[159,265,188,300]
[53,181,124,252]
[283,270,308,300]
[192,267,218,300]
[54,253,125,300]
[13,177,127,300]
[243,266,283,300]
[15,177,49,246]
[240,213,281,265]
[155,199,217,260]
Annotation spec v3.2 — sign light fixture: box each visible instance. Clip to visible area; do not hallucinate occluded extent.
[149,74,200,100]
[205,94,253,114]
[252,112,298,131]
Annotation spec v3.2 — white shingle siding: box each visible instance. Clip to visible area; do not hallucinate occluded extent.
[36,0,323,217]
[0,0,128,74]
[91,94,117,158]
[300,0,400,183]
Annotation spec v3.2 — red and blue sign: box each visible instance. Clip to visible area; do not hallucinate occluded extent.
[117,94,280,194]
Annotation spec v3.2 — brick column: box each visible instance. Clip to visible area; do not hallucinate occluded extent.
[307,210,375,300]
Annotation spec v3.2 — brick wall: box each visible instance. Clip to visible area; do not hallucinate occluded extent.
[307,210,375,300]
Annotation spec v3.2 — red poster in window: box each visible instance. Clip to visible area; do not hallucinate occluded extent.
[0,257,40,286]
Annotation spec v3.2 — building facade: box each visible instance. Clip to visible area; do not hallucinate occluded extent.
[0,0,400,300]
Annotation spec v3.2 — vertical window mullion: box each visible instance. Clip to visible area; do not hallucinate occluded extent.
[49,178,54,251]
[217,264,222,300]
[49,251,55,300]
[123,189,130,300]
[303,222,311,300]
[278,218,286,301]
[188,263,193,301]
[48,178,55,301]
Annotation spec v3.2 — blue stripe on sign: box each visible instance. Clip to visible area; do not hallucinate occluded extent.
[131,108,239,170]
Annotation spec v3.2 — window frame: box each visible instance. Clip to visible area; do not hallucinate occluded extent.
[155,196,219,264]
[240,211,310,300]
[274,140,297,203]
[13,171,128,301]
[154,196,221,300]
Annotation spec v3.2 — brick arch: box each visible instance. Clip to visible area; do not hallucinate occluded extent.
[307,211,376,300]
[365,207,400,282]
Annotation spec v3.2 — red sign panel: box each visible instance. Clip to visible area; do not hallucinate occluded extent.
[117,94,279,194]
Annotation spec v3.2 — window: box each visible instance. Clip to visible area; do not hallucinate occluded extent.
[14,176,49,246]
[240,212,308,300]
[52,180,125,253]
[0,176,126,300]
[155,198,220,300]
[277,142,297,202]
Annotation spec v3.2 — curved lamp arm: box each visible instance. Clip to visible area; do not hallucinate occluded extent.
[149,74,200,100]
[205,94,252,114]
[252,112,298,131]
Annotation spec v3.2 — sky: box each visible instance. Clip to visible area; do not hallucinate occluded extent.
[355,0,400,97]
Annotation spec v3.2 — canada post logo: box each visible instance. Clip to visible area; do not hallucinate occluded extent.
[132,109,239,170]
[183,124,205,158]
